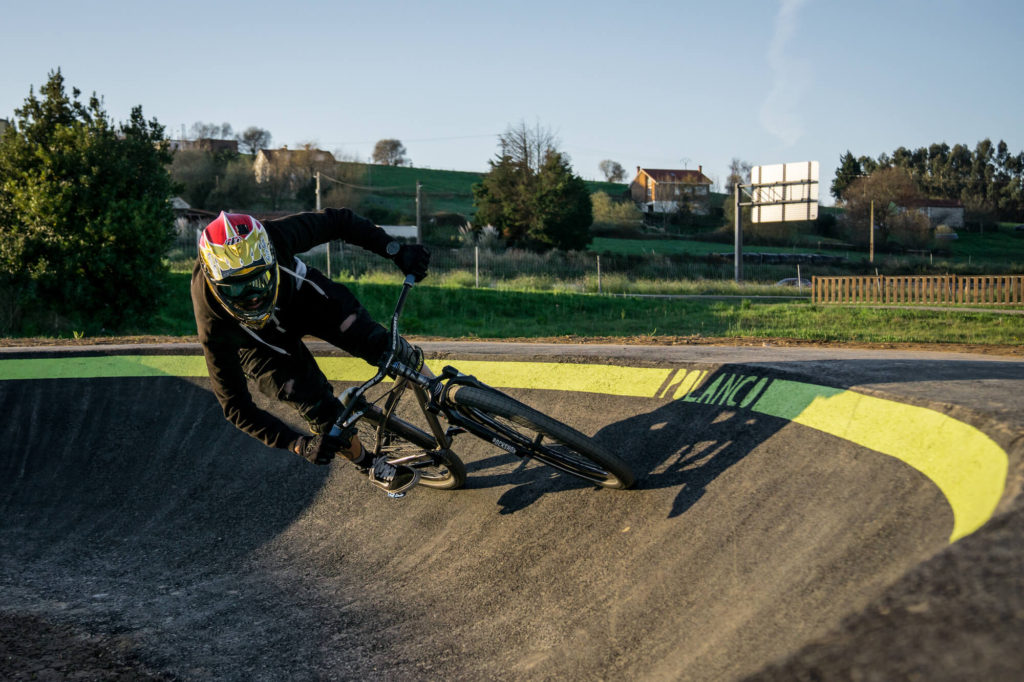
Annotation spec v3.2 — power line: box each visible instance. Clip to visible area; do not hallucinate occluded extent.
[317,171,408,192]
[324,132,500,147]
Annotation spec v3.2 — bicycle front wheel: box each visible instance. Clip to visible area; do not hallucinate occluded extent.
[356,403,466,490]
[449,385,635,489]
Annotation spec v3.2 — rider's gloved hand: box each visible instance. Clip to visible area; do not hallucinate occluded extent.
[377,336,424,374]
[292,433,348,465]
[393,244,430,282]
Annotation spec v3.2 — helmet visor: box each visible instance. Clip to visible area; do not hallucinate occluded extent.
[215,269,275,311]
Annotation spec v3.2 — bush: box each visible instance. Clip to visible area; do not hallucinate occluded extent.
[591,191,643,225]
[498,274,557,291]
[0,70,175,334]
[888,210,934,250]
[437,270,477,288]
[814,212,840,238]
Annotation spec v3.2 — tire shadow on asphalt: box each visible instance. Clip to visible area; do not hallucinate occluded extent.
[459,368,795,517]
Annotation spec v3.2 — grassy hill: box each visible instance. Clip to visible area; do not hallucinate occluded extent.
[334,162,628,225]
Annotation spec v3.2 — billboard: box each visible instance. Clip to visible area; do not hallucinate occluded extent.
[750,161,819,223]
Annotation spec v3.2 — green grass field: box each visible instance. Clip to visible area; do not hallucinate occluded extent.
[946,228,1024,266]
[119,272,1022,348]
[340,162,628,221]
[593,227,1024,274]
[589,237,849,257]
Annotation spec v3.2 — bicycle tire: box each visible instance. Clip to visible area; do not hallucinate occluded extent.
[449,385,635,489]
[356,403,466,490]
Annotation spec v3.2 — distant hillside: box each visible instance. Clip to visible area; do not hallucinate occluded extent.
[333,162,628,224]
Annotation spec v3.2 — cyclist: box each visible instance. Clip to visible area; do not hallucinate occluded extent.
[191,209,427,495]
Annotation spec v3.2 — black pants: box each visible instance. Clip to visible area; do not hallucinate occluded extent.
[239,268,389,434]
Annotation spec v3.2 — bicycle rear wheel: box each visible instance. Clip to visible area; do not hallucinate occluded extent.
[449,385,635,489]
[356,403,466,490]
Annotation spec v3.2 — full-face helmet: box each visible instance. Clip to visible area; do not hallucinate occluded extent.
[198,212,279,329]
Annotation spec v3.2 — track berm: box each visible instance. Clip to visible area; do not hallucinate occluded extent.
[2,341,1022,680]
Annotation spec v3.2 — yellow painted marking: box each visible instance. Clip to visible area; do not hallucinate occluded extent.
[434,360,671,398]
[752,379,1007,542]
[316,356,381,381]
[671,369,708,400]
[0,355,208,379]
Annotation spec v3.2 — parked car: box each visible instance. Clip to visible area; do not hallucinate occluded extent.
[774,278,812,288]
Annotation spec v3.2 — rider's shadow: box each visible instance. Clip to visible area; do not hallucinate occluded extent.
[599,397,787,518]
[465,371,791,517]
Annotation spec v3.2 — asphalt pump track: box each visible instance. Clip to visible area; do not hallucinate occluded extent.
[1,342,1022,680]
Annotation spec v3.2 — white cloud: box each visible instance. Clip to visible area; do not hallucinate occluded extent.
[759,0,813,147]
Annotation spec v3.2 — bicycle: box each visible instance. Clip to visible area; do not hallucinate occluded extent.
[333,275,637,497]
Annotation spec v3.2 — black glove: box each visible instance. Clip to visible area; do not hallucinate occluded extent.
[293,433,348,465]
[393,244,430,282]
[377,336,424,374]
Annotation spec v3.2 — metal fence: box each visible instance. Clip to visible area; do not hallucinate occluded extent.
[812,275,1024,306]
[169,227,817,286]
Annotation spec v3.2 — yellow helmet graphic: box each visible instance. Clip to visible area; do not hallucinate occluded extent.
[199,212,279,329]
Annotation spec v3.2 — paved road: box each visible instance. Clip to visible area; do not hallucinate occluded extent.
[1,343,1022,680]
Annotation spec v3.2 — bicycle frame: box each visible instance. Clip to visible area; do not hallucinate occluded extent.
[333,275,557,462]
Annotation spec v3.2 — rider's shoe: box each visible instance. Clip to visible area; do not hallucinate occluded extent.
[367,456,419,497]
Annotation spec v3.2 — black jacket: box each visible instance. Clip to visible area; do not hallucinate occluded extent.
[191,209,393,450]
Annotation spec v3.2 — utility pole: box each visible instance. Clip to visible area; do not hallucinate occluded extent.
[734,181,743,283]
[316,171,331,278]
[415,181,422,245]
[869,200,875,263]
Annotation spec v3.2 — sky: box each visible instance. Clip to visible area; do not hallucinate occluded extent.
[2,0,1023,205]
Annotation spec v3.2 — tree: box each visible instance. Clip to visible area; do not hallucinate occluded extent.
[498,120,559,173]
[0,70,175,332]
[591,191,642,226]
[372,139,409,166]
[842,139,1024,223]
[532,151,592,250]
[189,121,233,140]
[207,155,260,209]
[170,148,219,208]
[472,153,532,243]
[724,158,752,196]
[237,126,272,155]
[840,167,923,247]
[888,208,934,249]
[472,122,592,251]
[831,151,862,201]
[599,159,626,182]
